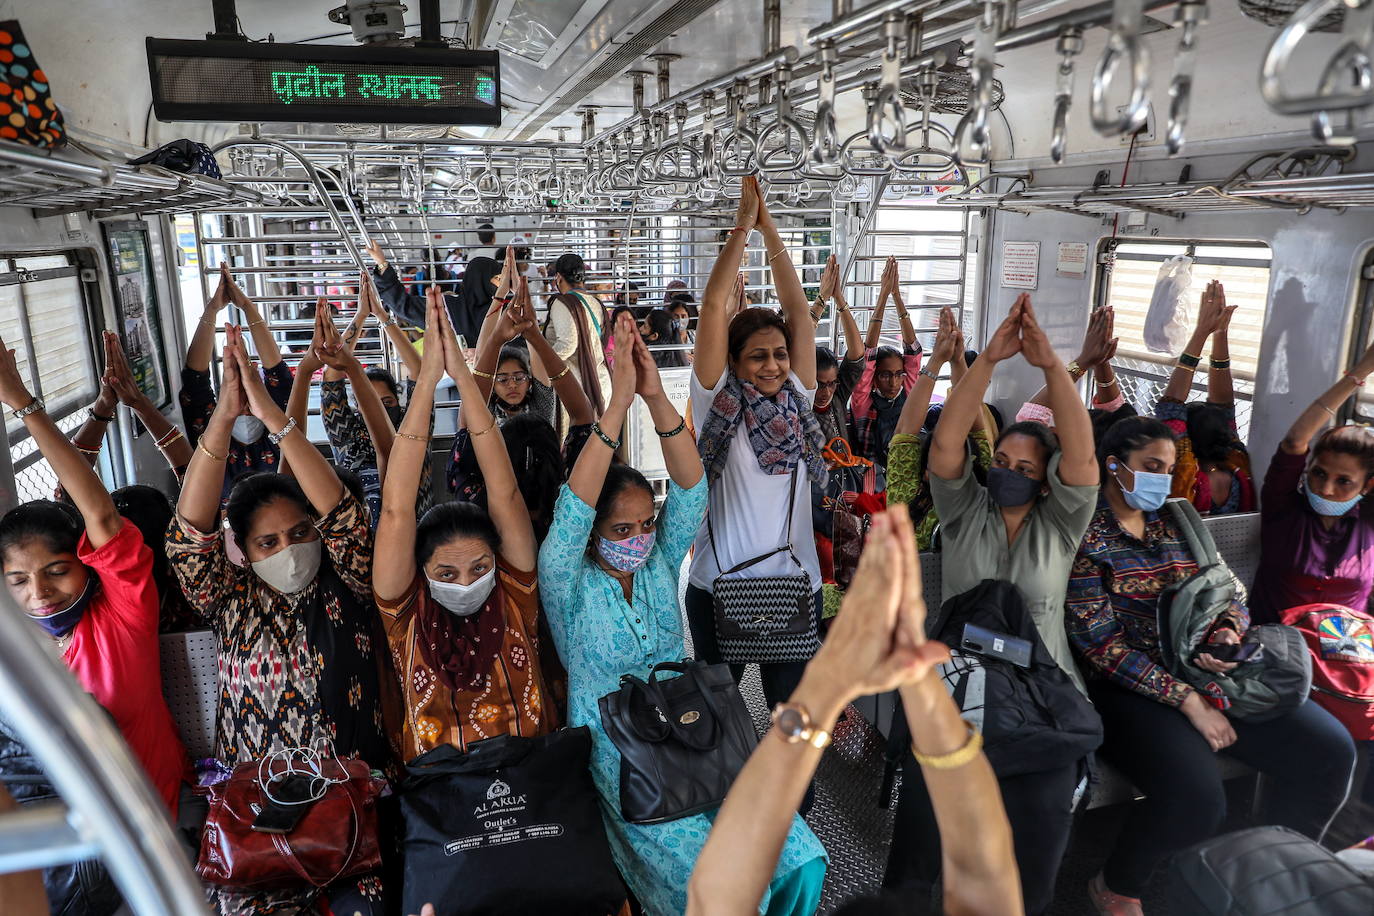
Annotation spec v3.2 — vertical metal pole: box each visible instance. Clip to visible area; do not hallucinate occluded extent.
[207,0,243,40]
[764,0,782,56]
[418,0,443,46]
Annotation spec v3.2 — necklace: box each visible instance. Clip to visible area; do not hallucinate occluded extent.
[53,631,74,655]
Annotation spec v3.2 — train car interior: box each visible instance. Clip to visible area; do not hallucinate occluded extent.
[1,0,1374,914]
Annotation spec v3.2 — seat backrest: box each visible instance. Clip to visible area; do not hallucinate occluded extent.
[920,551,943,613]
[158,630,218,760]
[1202,511,1262,595]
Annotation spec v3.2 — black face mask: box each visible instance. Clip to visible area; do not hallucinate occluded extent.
[385,404,405,428]
[986,467,1042,507]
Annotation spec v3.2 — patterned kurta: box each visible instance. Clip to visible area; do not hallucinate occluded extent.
[320,377,434,527]
[165,493,390,916]
[539,481,827,916]
[375,562,553,761]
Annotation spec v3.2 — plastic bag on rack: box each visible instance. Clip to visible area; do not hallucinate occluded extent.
[0,21,66,148]
[1143,254,1194,354]
[129,139,222,178]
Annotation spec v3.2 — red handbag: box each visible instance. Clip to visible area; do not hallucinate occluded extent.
[196,744,385,892]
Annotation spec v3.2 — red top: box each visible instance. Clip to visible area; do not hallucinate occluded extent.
[67,520,191,815]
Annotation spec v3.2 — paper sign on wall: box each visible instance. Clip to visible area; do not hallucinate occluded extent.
[1000,241,1040,290]
[1056,242,1089,277]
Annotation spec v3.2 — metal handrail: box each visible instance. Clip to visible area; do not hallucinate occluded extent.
[1261,0,1374,116]
[1089,0,1152,136]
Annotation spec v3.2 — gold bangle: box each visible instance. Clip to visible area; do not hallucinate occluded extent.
[548,365,572,382]
[1322,404,1339,419]
[197,439,227,462]
[247,319,266,329]
[469,417,498,437]
[912,720,983,770]
[74,445,101,457]
[472,368,495,380]
[767,247,787,262]
[156,429,185,448]
[395,432,429,442]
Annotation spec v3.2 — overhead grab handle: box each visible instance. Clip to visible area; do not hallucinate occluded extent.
[758,60,809,172]
[953,0,1000,167]
[868,12,909,156]
[1167,0,1208,156]
[810,40,841,165]
[1050,27,1084,164]
[718,78,760,177]
[1090,0,1152,136]
[1261,0,1374,117]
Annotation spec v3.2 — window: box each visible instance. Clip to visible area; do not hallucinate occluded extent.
[1,253,100,503]
[1095,239,1273,442]
[1350,248,1374,423]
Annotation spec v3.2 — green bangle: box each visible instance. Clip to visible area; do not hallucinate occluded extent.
[1177,351,1202,370]
[1209,356,1231,371]
[591,422,622,450]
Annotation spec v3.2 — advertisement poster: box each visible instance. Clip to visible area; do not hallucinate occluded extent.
[104,223,170,410]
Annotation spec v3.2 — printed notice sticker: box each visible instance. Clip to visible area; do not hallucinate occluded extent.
[1056,242,1089,277]
[1000,241,1040,289]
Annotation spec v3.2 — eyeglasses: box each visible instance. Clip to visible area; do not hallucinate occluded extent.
[495,372,530,385]
[874,371,904,382]
[816,379,840,389]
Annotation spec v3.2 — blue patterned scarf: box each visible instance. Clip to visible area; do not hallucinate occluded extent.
[698,373,828,487]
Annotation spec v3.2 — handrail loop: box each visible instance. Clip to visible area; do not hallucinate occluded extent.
[1090,0,1152,135]
[1166,1,1208,155]
[1262,0,1374,116]
[810,40,842,165]
[717,78,759,176]
[1050,27,1084,164]
[700,89,721,186]
[894,17,961,177]
[868,12,909,156]
[758,60,809,173]
[953,1,1000,166]
[1312,40,1374,145]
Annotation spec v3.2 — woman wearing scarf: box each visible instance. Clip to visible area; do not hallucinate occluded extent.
[373,289,554,760]
[850,256,922,466]
[166,327,394,916]
[684,177,828,713]
[545,252,613,422]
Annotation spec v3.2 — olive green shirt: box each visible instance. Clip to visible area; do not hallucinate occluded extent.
[930,451,1098,694]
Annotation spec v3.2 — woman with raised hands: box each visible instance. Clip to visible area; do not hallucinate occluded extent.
[809,253,866,449]
[849,255,923,466]
[0,334,192,825]
[166,326,394,916]
[1015,305,1125,432]
[884,294,1101,916]
[685,175,827,716]
[374,287,555,761]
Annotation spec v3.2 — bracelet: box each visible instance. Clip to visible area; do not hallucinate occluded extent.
[267,417,297,446]
[731,226,751,234]
[655,417,687,438]
[247,319,267,329]
[469,417,498,438]
[395,432,429,442]
[1066,360,1085,381]
[590,421,622,450]
[1209,356,1232,371]
[919,367,939,382]
[155,428,185,448]
[1321,404,1339,419]
[912,720,984,770]
[383,317,398,328]
[1177,351,1202,370]
[199,315,219,327]
[75,445,102,457]
[549,365,572,382]
[88,406,116,424]
[1345,371,1367,387]
[472,368,495,380]
[1100,373,1120,388]
[10,396,44,420]
[767,248,787,262]
[197,439,227,462]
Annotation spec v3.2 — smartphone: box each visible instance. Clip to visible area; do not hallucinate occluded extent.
[250,774,318,834]
[961,623,1033,669]
[1197,641,1264,664]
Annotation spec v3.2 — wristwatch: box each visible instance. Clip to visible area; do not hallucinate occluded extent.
[770,703,833,749]
[1066,360,1085,382]
[11,396,45,420]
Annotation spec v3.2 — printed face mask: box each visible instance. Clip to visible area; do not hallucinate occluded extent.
[1115,466,1173,511]
[986,467,1041,507]
[427,567,497,617]
[251,538,323,595]
[232,415,267,444]
[598,531,656,572]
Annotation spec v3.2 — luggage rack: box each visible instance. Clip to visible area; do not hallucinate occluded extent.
[937,146,1374,219]
[0,138,273,219]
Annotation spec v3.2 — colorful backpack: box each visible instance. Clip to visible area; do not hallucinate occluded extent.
[0,21,64,147]
[1281,603,1374,740]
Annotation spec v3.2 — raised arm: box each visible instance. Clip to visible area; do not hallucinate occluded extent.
[896,307,957,437]
[1020,297,1098,486]
[374,293,447,602]
[70,353,118,468]
[437,288,538,570]
[186,264,229,372]
[569,315,638,507]
[366,238,428,329]
[1285,337,1374,454]
[176,325,242,533]
[514,280,595,426]
[102,331,192,474]
[1026,305,1118,410]
[366,274,422,379]
[865,258,894,350]
[317,311,397,476]
[285,301,327,435]
[695,178,759,389]
[1163,281,1228,404]
[890,259,918,349]
[812,254,864,362]
[688,508,950,915]
[930,300,1024,480]
[225,272,283,369]
[756,188,814,387]
[1206,283,1237,405]
[0,339,121,548]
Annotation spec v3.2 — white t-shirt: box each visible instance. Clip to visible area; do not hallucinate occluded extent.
[688,370,821,592]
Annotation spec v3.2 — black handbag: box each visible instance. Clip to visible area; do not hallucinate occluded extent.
[397,728,626,916]
[598,660,758,824]
[709,470,820,664]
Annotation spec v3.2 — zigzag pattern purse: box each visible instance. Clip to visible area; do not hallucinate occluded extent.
[709,470,820,664]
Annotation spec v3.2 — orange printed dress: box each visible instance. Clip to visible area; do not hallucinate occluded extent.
[376,560,555,761]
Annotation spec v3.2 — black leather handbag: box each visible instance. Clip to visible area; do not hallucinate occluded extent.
[598,660,758,824]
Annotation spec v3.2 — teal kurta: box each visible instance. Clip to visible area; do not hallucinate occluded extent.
[539,479,827,915]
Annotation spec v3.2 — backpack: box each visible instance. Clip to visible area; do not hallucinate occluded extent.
[1168,826,1374,915]
[1281,603,1374,740]
[1158,499,1312,722]
[888,579,1102,783]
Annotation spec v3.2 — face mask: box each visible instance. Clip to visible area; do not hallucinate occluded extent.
[384,404,405,428]
[986,467,1042,507]
[28,573,98,638]
[251,538,323,595]
[598,531,656,572]
[669,319,684,334]
[232,415,266,444]
[1112,464,1173,511]
[427,567,497,617]
[1306,487,1363,517]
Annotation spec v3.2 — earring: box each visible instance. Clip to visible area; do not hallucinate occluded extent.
[1108,463,1117,470]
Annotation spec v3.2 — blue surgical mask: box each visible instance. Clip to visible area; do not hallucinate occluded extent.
[1306,488,1363,517]
[1113,465,1173,511]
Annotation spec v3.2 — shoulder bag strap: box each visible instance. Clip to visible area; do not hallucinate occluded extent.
[708,466,805,577]
[1165,497,1220,569]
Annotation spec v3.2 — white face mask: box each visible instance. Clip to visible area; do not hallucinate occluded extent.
[251,538,323,595]
[232,415,267,444]
[427,567,497,617]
